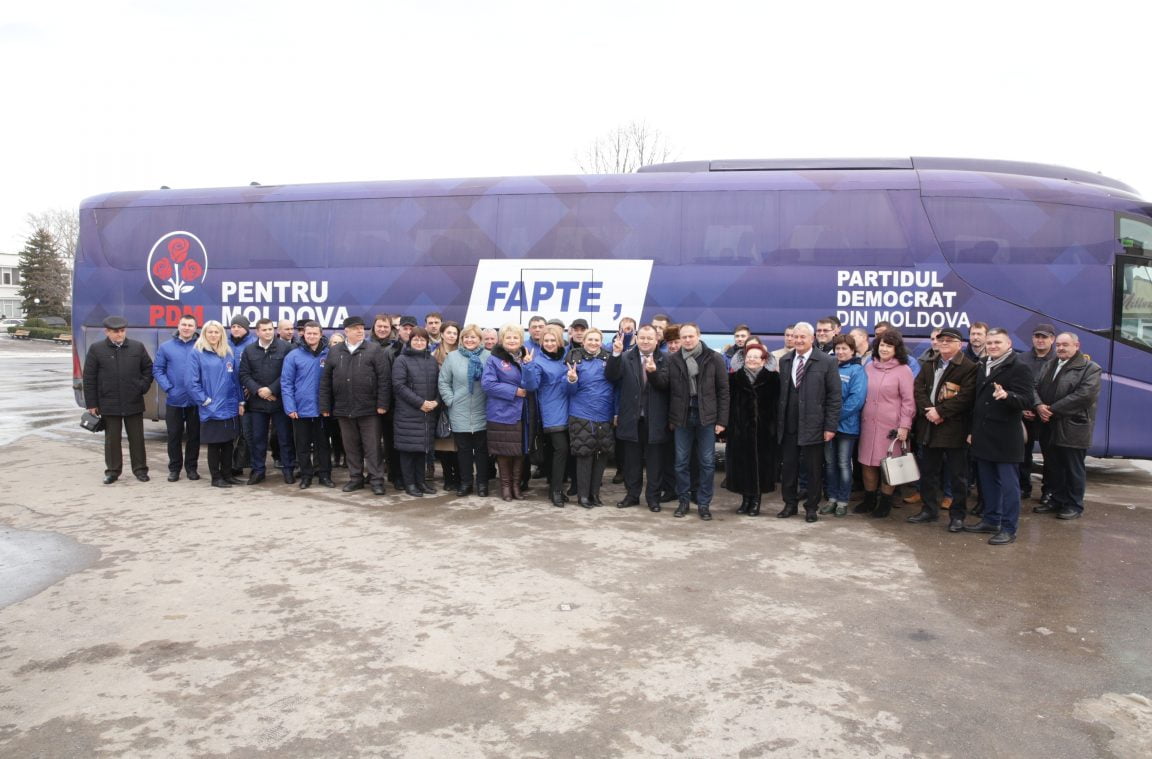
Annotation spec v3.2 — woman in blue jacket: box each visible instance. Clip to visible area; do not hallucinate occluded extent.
[439,324,490,498]
[822,335,867,516]
[187,320,245,488]
[523,324,571,507]
[482,324,528,501]
[566,328,616,509]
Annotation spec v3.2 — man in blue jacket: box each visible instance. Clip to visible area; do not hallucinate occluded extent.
[153,315,201,481]
[282,321,333,489]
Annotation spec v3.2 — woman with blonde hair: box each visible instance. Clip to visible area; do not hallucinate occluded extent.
[482,323,528,500]
[187,320,245,488]
[439,323,491,496]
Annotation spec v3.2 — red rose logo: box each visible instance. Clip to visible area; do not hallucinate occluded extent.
[147,232,208,302]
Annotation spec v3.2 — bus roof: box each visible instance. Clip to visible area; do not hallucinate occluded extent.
[80,157,1143,209]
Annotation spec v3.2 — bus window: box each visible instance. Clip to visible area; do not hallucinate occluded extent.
[778,190,913,266]
[925,196,1116,329]
[1118,259,1152,348]
[328,195,498,267]
[680,191,778,265]
[496,193,679,263]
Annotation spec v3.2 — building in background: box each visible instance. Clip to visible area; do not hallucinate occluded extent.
[0,252,24,319]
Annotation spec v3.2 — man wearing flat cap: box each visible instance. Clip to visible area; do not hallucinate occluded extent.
[83,316,154,484]
[319,315,393,495]
[1019,323,1057,502]
[909,327,978,530]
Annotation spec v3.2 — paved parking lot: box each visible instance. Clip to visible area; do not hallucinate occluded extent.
[1,338,1150,757]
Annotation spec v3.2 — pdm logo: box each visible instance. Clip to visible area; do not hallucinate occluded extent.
[147,231,208,301]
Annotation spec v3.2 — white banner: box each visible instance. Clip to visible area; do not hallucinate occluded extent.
[464,259,654,330]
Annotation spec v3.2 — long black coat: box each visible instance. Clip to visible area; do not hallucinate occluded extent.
[83,337,154,416]
[776,349,842,446]
[1034,352,1102,449]
[239,339,291,413]
[970,352,1032,462]
[725,368,780,494]
[668,345,729,428]
[605,348,670,443]
[392,347,440,453]
[912,351,978,448]
[319,341,392,418]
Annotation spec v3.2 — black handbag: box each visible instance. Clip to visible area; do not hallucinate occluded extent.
[80,411,105,433]
[435,410,452,439]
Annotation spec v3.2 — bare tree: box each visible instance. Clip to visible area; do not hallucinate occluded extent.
[25,208,79,260]
[576,121,675,174]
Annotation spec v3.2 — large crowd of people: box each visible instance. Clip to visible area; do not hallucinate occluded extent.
[83,309,1102,546]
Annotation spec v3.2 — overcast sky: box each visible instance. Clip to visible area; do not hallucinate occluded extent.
[2,0,1149,253]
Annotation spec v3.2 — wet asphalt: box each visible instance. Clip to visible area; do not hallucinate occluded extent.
[1,337,1150,758]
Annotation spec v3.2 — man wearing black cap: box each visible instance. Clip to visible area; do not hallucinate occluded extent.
[909,327,977,530]
[83,316,154,484]
[566,319,589,361]
[1019,323,1057,502]
[319,315,393,495]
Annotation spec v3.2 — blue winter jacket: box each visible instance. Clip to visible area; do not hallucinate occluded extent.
[566,351,616,422]
[481,349,525,425]
[187,348,243,421]
[439,348,490,434]
[153,334,198,407]
[522,350,570,431]
[836,358,868,436]
[228,329,256,363]
[281,339,329,418]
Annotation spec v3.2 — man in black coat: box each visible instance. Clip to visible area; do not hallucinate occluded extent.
[965,328,1034,545]
[667,323,729,520]
[83,315,154,484]
[240,318,296,485]
[909,327,978,530]
[775,322,841,522]
[319,316,393,495]
[1033,332,1101,520]
[606,324,670,512]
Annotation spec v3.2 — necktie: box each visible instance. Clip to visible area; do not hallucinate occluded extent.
[795,354,806,387]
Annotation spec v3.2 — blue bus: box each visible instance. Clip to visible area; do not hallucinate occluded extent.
[72,157,1152,457]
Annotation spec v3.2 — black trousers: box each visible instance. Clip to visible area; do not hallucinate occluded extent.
[399,450,427,487]
[1021,420,1049,495]
[576,453,607,500]
[338,415,384,485]
[381,415,400,483]
[164,405,200,474]
[1046,444,1087,513]
[292,417,331,478]
[207,440,235,482]
[920,446,968,519]
[454,430,489,486]
[103,413,147,477]
[781,433,824,512]
[620,418,664,506]
[541,430,569,492]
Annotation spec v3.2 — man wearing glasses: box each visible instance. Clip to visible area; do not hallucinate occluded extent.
[815,316,841,354]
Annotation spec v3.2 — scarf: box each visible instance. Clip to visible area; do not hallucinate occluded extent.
[743,366,761,385]
[682,342,703,396]
[541,345,565,361]
[985,352,1009,375]
[458,345,485,393]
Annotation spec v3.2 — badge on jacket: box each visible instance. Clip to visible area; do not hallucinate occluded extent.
[226,362,233,372]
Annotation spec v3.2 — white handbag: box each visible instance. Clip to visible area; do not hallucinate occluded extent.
[880,437,920,487]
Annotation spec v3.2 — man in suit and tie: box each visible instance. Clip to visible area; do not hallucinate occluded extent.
[909,327,978,531]
[606,324,670,512]
[1032,332,1101,520]
[776,321,842,522]
[965,328,1035,545]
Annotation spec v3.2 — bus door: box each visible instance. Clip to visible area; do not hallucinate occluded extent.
[1108,217,1152,457]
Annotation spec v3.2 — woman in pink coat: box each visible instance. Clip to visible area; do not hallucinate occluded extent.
[856,331,916,518]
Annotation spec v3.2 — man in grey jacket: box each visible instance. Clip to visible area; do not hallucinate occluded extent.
[776,322,842,522]
[1032,332,1102,520]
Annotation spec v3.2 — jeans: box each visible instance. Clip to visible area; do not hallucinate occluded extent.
[248,409,295,474]
[823,433,856,503]
[975,457,1021,534]
[673,405,716,506]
